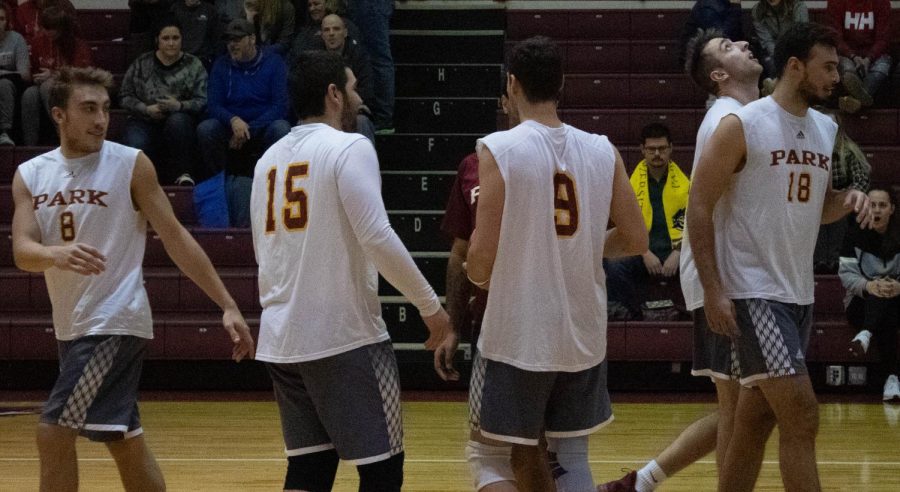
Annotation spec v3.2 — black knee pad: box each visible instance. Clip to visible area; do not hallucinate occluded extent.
[357,452,404,492]
[285,449,339,492]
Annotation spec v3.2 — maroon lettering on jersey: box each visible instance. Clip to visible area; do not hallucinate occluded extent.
[786,149,801,165]
[86,190,109,207]
[818,154,830,171]
[68,189,86,204]
[32,189,110,209]
[801,151,815,166]
[771,150,785,166]
[32,193,48,209]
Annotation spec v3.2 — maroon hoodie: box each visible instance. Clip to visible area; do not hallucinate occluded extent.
[827,0,892,60]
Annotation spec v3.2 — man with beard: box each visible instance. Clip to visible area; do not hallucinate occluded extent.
[249,50,455,492]
[601,29,775,492]
[688,23,871,492]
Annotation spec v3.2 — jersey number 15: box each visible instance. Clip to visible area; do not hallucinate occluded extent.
[265,163,309,233]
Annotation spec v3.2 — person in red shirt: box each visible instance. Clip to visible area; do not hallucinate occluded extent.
[21,5,91,146]
[15,0,77,44]
[827,0,896,112]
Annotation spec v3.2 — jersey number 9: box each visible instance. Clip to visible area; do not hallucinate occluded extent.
[554,172,578,237]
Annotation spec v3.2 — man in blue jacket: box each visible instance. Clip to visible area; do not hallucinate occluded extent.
[197,18,290,226]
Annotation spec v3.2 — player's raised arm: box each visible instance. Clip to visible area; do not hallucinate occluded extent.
[466,144,503,288]
[11,170,107,275]
[604,146,648,259]
[687,114,745,337]
[130,152,255,362]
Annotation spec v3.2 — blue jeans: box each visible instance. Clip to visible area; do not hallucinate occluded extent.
[839,54,893,97]
[121,112,198,184]
[603,255,650,318]
[196,118,291,179]
[350,0,394,129]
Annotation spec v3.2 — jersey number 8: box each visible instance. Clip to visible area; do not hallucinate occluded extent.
[265,162,310,233]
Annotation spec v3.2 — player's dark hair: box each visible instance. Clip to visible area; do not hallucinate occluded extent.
[290,50,348,120]
[49,66,114,110]
[506,36,563,104]
[774,22,838,78]
[684,28,725,96]
[640,123,672,145]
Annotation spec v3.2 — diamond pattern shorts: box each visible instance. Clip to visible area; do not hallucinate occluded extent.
[266,341,403,465]
[40,335,147,442]
[468,353,613,445]
[733,299,813,387]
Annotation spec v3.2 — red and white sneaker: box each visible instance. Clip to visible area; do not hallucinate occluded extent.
[598,470,637,492]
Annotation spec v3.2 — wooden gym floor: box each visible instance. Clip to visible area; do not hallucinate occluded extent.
[1,394,899,491]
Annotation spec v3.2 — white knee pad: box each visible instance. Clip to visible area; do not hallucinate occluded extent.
[546,435,593,492]
[464,440,515,491]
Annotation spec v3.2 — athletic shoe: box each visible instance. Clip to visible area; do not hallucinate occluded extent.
[849,329,872,356]
[838,96,862,114]
[0,132,14,146]
[598,470,637,492]
[841,71,873,107]
[175,173,195,186]
[884,374,900,402]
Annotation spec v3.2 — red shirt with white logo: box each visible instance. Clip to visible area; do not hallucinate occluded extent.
[827,0,892,60]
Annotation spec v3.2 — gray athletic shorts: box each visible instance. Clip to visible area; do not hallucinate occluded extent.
[693,299,812,387]
[468,354,613,445]
[40,335,147,442]
[266,341,403,465]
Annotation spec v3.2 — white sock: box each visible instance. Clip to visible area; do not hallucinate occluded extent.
[547,436,594,492]
[636,460,667,492]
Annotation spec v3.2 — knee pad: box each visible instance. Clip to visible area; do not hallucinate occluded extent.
[285,449,339,492]
[357,452,404,492]
[546,436,593,492]
[465,440,515,491]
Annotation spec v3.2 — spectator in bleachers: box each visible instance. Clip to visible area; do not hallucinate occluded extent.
[347,0,394,133]
[21,5,91,146]
[215,0,244,31]
[0,3,30,146]
[243,0,294,55]
[197,18,289,227]
[839,188,900,402]
[16,0,75,44]
[120,18,207,187]
[680,0,744,64]
[752,0,808,80]
[814,109,871,272]
[320,13,373,141]
[828,0,896,112]
[290,0,360,56]
[171,0,219,68]
[604,123,690,320]
[127,0,175,62]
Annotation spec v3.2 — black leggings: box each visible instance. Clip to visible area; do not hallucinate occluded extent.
[846,295,900,378]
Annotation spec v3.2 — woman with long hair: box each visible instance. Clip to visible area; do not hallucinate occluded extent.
[839,188,900,402]
[120,17,207,186]
[20,5,90,146]
[243,0,295,55]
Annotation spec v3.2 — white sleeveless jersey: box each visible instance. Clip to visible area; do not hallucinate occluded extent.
[251,123,440,363]
[687,96,837,306]
[17,142,151,340]
[680,96,744,310]
[477,120,615,372]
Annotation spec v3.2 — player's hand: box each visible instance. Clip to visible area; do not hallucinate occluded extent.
[642,251,663,276]
[422,307,452,351]
[844,190,873,228]
[433,330,460,381]
[222,307,255,362]
[50,243,107,275]
[704,291,739,338]
[661,250,680,277]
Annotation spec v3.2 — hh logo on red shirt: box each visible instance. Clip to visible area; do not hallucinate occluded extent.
[845,11,875,30]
